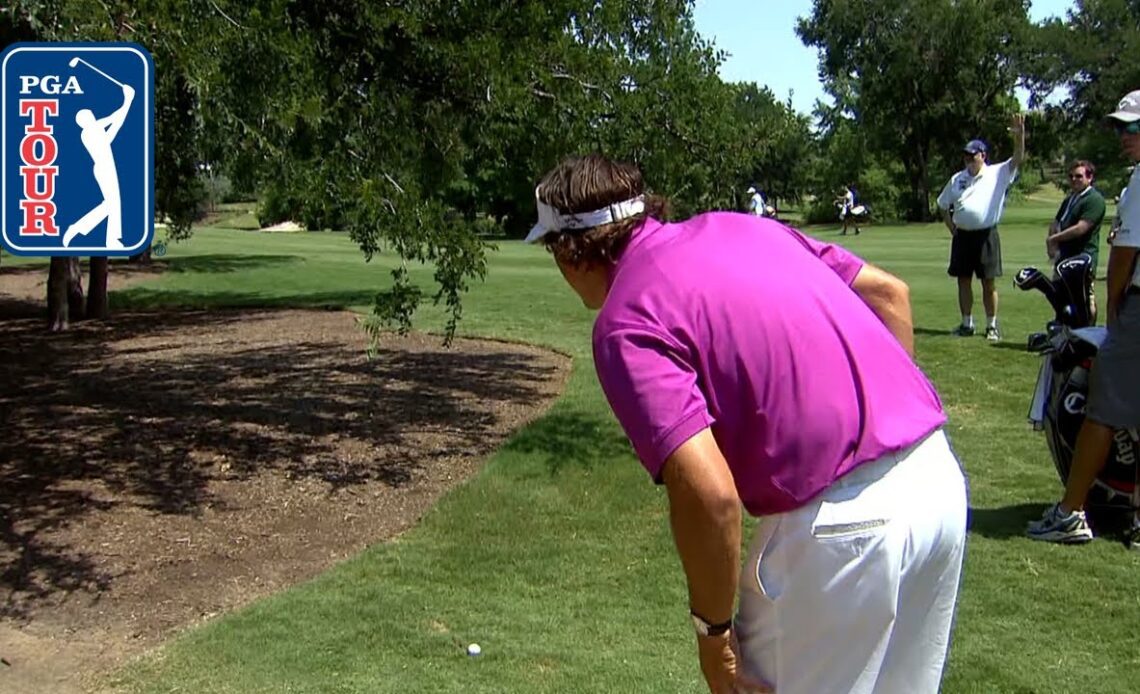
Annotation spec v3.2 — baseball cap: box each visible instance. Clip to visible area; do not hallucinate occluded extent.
[963,139,988,155]
[1106,90,1140,123]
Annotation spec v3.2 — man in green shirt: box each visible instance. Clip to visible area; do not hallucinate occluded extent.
[1047,159,1107,323]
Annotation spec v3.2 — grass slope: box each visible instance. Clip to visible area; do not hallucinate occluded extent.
[14,189,1133,693]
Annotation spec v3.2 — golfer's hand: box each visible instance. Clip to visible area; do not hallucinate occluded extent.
[122,84,135,100]
[697,630,772,694]
[1046,236,1059,258]
[1010,112,1026,134]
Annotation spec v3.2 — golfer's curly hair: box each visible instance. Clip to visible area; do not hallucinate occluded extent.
[537,154,670,268]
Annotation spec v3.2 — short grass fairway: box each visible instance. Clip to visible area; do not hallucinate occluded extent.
[93,190,1140,694]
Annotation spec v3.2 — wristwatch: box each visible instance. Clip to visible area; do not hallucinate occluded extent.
[690,610,733,637]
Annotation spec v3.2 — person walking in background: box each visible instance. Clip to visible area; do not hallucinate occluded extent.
[936,114,1027,341]
[1046,160,1107,323]
[527,153,968,694]
[747,186,770,217]
[835,184,860,235]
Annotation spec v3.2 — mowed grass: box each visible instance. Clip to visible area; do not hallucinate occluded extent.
[24,190,1134,693]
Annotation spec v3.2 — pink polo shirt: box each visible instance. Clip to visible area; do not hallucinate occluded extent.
[592,213,947,516]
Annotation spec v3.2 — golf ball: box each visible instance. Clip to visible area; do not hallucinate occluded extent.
[467,643,481,656]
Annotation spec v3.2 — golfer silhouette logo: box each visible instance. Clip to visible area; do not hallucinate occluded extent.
[1,43,154,257]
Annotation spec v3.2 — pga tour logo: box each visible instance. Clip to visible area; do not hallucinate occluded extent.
[0,43,154,257]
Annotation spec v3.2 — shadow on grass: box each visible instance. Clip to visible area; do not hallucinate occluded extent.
[163,253,305,274]
[970,502,1136,541]
[0,259,173,277]
[989,340,1038,353]
[504,411,633,475]
[0,309,565,619]
[1,254,303,282]
[914,326,956,338]
[968,503,1047,539]
[111,288,379,312]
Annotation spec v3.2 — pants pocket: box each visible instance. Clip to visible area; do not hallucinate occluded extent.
[811,516,889,540]
[810,485,891,544]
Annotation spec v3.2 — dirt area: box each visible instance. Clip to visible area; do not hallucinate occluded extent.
[0,266,572,693]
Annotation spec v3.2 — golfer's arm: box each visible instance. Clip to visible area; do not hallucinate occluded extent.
[1105,245,1139,323]
[851,263,915,358]
[1011,127,1026,170]
[662,428,741,627]
[1050,220,1092,242]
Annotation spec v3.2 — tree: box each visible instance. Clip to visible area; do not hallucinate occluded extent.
[204,0,804,337]
[5,1,811,338]
[1022,1,1140,187]
[726,84,814,210]
[797,0,1032,220]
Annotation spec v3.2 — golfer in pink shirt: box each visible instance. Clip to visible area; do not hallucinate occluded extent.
[527,154,968,694]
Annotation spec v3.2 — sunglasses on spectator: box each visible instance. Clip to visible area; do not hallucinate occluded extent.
[1114,121,1140,135]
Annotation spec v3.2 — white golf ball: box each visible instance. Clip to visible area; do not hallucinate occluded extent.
[467,643,482,656]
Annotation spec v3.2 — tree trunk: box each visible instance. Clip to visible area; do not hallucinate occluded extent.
[129,247,153,264]
[67,258,85,319]
[47,258,86,331]
[911,172,933,222]
[903,152,935,222]
[87,257,109,320]
[48,259,70,331]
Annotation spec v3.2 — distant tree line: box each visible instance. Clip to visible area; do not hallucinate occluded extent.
[2,0,1136,335]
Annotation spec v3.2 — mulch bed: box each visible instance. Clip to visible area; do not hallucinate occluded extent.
[0,270,571,693]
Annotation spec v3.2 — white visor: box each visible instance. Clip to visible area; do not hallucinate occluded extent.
[525,188,646,243]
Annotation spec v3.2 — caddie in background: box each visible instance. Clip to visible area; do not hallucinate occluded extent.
[1046,160,1107,323]
[936,114,1027,341]
[747,186,769,217]
[527,153,968,694]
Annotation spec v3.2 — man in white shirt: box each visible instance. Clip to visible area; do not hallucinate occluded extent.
[1028,90,1140,547]
[747,186,768,217]
[835,185,860,235]
[936,114,1027,341]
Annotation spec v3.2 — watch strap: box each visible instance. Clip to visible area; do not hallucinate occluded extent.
[690,610,733,636]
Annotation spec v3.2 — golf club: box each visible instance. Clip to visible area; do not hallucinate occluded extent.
[68,57,126,88]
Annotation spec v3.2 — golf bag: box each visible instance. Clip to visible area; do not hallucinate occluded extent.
[837,203,869,222]
[1016,254,1140,510]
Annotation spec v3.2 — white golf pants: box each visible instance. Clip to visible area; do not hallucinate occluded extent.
[735,428,968,694]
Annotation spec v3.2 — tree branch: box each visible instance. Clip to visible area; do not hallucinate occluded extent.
[383,172,405,195]
[208,0,243,29]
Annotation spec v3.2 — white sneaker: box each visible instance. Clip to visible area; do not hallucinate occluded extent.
[1026,503,1093,544]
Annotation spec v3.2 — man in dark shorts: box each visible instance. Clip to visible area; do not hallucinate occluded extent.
[1029,90,1140,547]
[936,114,1027,341]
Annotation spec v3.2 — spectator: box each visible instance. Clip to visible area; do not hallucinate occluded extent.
[936,115,1027,341]
[1046,160,1106,323]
